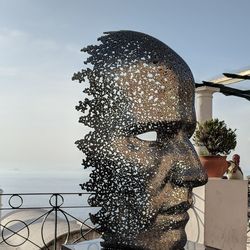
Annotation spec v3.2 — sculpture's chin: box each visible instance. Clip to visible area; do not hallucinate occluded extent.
[135,228,187,250]
[101,228,187,250]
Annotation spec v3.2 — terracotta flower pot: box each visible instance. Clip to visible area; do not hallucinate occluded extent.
[199,155,228,178]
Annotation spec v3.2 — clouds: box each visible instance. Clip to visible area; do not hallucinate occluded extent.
[0,27,86,173]
[0,27,27,44]
[0,27,80,63]
[0,26,83,90]
[0,65,19,77]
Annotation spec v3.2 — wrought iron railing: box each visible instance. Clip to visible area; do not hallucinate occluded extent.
[0,192,101,249]
[1,191,249,249]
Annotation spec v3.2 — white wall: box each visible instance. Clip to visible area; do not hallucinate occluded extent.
[186,179,248,250]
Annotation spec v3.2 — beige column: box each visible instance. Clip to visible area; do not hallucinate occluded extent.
[195,86,220,123]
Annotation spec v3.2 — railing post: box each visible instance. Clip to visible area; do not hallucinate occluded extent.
[0,189,3,233]
[0,189,2,233]
[54,194,58,250]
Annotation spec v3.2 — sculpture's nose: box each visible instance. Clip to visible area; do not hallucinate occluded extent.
[164,134,208,188]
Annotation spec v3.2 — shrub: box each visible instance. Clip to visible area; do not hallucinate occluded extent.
[193,118,237,156]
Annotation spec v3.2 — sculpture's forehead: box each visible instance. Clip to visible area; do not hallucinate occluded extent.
[113,62,195,125]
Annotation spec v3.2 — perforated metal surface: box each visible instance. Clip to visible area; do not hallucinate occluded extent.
[73,31,207,250]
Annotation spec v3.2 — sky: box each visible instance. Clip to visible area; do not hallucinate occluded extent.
[0,0,250,176]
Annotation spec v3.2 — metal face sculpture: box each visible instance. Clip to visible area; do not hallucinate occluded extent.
[73,31,208,250]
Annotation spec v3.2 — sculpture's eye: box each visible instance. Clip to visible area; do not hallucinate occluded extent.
[135,131,157,141]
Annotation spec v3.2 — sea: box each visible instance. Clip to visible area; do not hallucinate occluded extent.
[0,170,88,193]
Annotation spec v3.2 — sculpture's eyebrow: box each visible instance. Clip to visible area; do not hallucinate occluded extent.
[156,121,183,140]
[124,115,196,137]
[161,120,196,138]
[162,121,183,131]
[126,121,184,135]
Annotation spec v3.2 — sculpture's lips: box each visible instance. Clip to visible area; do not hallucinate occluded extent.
[160,201,192,215]
[157,201,191,230]
[156,212,189,230]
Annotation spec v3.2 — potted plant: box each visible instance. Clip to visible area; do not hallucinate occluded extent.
[193,118,237,177]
